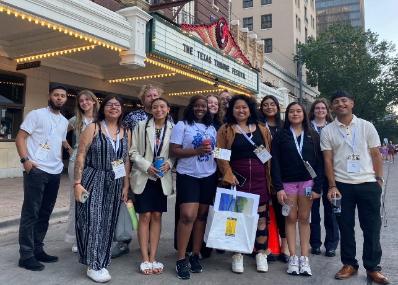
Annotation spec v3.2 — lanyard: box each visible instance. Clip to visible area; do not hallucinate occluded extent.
[290,127,304,159]
[236,124,257,148]
[153,123,167,157]
[45,107,62,142]
[311,120,325,134]
[102,120,120,153]
[337,125,357,153]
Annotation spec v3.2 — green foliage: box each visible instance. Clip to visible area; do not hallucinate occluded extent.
[297,24,398,129]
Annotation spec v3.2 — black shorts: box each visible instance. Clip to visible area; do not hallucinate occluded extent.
[176,172,217,205]
[134,179,167,213]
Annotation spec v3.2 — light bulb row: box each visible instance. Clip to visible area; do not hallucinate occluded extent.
[16,45,96,63]
[108,73,176,83]
[0,4,123,52]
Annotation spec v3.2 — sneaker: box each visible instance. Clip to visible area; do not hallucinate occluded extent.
[256,252,268,272]
[111,242,129,259]
[189,254,203,273]
[71,244,78,253]
[87,268,111,283]
[287,255,299,275]
[18,257,44,271]
[299,256,312,276]
[176,259,190,280]
[232,253,244,273]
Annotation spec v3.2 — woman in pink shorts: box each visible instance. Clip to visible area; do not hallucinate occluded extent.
[271,102,323,277]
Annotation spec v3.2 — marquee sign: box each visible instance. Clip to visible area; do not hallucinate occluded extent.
[181,18,251,67]
[149,16,258,93]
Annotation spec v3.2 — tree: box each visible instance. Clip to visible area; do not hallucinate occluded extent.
[297,24,398,128]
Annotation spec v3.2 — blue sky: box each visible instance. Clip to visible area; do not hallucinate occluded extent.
[365,0,398,49]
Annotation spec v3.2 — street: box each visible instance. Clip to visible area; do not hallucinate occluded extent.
[0,162,397,285]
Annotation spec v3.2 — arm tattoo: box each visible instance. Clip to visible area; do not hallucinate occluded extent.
[74,132,92,182]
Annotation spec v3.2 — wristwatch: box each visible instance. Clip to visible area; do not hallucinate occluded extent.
[375,176,385,183]
[20,157,29,163]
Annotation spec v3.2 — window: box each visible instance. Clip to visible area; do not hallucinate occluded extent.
[305,27,308,42]
[0,71,25,141]
[297,17,301,32]
[263,38,272,53]
[243,17,253,31]
[304,7,308,23]
[261,0,272,5]
[261,14,272,29]
[243,0,253,8]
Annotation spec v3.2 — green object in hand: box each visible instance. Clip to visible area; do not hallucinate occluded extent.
[126,202,138,230]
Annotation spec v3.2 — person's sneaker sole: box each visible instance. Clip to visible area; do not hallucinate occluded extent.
[18,262,44,271]
[300,271,312,276]
[288,271,299,275]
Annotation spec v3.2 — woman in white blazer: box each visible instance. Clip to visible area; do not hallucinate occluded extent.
[129,98,175,275]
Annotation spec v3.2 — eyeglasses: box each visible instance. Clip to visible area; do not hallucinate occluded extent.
[105,103,121,108]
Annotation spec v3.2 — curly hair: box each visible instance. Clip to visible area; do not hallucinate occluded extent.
[225,94,259,125]
[183,95,213,126]
[139,84,163,103]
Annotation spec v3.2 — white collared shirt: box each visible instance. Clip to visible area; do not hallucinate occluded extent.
[320,115,381,184]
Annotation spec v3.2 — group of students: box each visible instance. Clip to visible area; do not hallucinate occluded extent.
[15,85,389,284]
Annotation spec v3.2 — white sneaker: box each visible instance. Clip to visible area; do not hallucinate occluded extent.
[256,252,268,272]
[287,255,299,275]
[232,253,244,273]
[299,256,312,276]
[71,244,78,253]
[87,268,111,283]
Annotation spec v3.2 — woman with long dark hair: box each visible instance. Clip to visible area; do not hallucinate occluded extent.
[130,98,175,275]
[217,95,272,273]
[170,95,218,280]
[259,95,289,263]
[271,102,323,277]
[74,95,130,283]
[308,98,339,257]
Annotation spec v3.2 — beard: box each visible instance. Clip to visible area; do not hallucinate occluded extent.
[48,99,62,111]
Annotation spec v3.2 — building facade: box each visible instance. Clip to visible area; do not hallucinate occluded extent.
[316,0,365,35]
[231,0,319,104]
[0,0,259,178]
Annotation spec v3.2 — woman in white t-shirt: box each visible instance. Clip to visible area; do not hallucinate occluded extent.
[65,90,99,252]
[170,95,217,280]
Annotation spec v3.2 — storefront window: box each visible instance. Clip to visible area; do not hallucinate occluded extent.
[0,72,25,141]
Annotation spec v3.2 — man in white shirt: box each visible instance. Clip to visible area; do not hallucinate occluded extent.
[15,86,71,271]
[321,90,389,284]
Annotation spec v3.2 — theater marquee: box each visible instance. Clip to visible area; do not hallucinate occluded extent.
[148,16,259,93]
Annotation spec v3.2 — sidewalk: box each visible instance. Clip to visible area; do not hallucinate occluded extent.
[0,174,71,232]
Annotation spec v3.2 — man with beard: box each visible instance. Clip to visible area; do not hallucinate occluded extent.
[16,85,71,271]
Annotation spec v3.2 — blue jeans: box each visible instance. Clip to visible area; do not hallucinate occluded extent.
[19,168,61,260]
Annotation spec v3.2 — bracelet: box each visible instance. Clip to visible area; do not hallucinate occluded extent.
[328,185,337,190]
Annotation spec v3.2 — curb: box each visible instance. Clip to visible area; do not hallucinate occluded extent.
[0,207,69,233]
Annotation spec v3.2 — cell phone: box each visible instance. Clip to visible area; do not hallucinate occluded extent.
[232,170,247,187]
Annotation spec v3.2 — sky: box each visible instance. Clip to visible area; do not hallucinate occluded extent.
[365,0,398,49]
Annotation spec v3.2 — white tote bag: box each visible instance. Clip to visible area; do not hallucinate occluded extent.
[204,206,259,254]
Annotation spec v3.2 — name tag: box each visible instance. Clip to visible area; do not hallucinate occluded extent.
[304,160,317,179]
[347,159,360,173]
[35,143,51,161]
[253,144,272,164]
[213,147,231,161]
[112,159,126,179]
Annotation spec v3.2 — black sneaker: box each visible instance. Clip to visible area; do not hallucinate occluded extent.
[35,251,58,263]
[176,259,190,280]
[325,249,336,257]
[18,257,45,271]
[311,247,321,255]
[189,254,203,273]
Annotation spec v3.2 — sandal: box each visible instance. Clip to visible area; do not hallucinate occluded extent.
[152,261,164,274]
[139,261,153,275]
